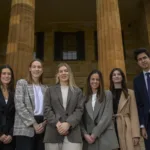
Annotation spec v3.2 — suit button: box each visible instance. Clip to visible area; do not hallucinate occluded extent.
[66,113,68,116]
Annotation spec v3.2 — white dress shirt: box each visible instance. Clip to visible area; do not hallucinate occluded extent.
[143,70,150,90]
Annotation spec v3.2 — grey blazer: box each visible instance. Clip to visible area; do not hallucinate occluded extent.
[13,79,47,137]
[43,84,84,143]
[81,90,119,150]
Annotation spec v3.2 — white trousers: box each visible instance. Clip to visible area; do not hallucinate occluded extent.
[45,137,82,150]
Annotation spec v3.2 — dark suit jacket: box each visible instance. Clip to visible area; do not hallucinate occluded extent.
[133,72,150,127]
[0,89,15,136]
[43,84,84,143]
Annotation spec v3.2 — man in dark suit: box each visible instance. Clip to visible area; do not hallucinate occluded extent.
[133,48,150,150]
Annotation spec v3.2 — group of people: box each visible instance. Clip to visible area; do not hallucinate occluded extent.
[0,48,150,150]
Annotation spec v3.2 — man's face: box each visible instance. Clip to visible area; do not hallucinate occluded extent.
[137,52,150,70]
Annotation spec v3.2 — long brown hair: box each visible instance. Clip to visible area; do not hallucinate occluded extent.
[26,59,43,84]
[109,68,128,99]
[86,69,105,103]
[0,64,15,92]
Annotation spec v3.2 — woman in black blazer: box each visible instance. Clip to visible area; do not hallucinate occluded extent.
[0,65,15,150]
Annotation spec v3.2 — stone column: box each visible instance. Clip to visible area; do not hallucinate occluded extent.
[6,0,35,80]
[143,0,150,47]
[96,0,126,88]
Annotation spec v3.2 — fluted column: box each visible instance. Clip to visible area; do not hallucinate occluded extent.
[6,0,35,79]
[143,0,150,47]
[96,0,126,88]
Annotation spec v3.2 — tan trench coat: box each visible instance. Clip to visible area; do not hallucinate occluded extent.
[115,89,141,150]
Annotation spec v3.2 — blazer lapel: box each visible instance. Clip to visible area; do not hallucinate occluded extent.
[93,99,101,120]
[27,84,35,109]
[140,73,149,101]
[85,97,94,120]
[66,88,72,107]
[41,85,47,96]
[118,92,129,113]
[55,85,64,108]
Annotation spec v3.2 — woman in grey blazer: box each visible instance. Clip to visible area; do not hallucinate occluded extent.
[14,59,47,150]
[44,63,84,150]
[81,69,119,150]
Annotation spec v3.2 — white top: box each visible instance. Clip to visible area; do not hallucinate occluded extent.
[143,70,150,90]
[92,93,97,111]
[33,85,44,116]
[5,99,8,104]
[61,85,69,110]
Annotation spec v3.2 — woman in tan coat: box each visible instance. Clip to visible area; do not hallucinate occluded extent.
[109,68,141,150]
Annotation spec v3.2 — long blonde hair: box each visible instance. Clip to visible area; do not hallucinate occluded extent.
[56,63,78,90]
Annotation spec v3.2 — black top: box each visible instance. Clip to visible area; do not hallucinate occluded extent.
[113,89,122,114]
[0,89,15,136]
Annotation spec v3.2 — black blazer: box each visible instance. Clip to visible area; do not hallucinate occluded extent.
[133,72,150,127]
[0,89,15,136]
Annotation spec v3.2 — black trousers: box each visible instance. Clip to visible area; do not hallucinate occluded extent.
[0,140,15,150]
[16,116,45,150]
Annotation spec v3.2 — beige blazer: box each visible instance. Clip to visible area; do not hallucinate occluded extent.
[81,90,119,150]
[115,89,141,150]
[13,79,47,137]
[43,84,84,143]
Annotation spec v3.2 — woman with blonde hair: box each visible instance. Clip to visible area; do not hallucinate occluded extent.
[14,59,47,150]
[44,63,84,150]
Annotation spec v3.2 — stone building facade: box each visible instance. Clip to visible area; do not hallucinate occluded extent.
[0,0,150,149]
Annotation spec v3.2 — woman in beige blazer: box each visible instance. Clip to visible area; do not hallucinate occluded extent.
[14,59,47,150]
[81,69,119,150]
[44,63,84,150]
[109,68,141,150]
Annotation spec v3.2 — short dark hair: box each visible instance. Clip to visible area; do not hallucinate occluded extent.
[134,48,150,61]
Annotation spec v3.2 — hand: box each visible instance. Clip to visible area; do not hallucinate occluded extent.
[84,134,93,144]
[56,121,61,128]
[141,128,148,139]
[90,134,96,143]
[0,134,7,142]
[57,122,70,135]
[3,135,12,144]
[133,137,140,146]
[33,123,44,134]
[42,120,47,127]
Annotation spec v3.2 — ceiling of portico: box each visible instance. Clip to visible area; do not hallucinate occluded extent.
[0,0,142,36]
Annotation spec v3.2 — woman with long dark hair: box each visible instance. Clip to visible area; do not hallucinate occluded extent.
[81,69,118,150]
[14,59,47,150]
[0,65,15,150]
[110,68,140,150]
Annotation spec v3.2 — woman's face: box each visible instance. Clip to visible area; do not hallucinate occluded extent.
[29,61,43,79]
[90,73,100,91]
[112,70,123,84]
[58,66,69,83]
[1,68,12,85]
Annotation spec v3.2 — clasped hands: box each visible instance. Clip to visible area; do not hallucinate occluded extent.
[0,134,12,144]
[33,120,47,134]
[56,121,71,136]
[84,134,96,144]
